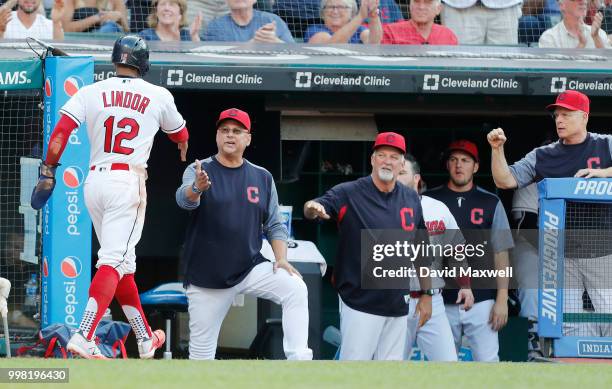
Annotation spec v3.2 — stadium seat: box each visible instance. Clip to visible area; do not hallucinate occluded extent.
[139,282,188,359]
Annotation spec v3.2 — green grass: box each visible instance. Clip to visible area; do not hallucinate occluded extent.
[2,359,612,388]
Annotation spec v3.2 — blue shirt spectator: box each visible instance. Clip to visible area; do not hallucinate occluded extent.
[519,0,561,44]
[304,0,381,44]
[139,28,193,40]
[305,24,366,43]
[205,8,294,42]
[138,0,202,42]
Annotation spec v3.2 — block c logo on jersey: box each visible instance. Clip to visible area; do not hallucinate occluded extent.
[400,207,414,231]
[470,208,484,225]
[247,187,259,203]
[64,76,84,97]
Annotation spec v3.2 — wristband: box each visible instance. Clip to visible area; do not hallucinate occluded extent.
[191,181,203,194]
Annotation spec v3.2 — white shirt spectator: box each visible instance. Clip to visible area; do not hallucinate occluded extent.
[441,0,523,44]
[539,20,611,48]
[4,11,54,39]
[442,0,522,9]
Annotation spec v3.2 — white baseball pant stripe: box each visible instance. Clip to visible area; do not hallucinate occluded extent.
[445,299,499,362]
[84,168,147,278]
[405,294,457,361]
[186,261,312,360]
[339,299,407,360]
[564,255,612,337]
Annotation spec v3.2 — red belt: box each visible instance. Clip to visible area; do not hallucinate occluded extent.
[90,163,130,171]
[409,289,442,298]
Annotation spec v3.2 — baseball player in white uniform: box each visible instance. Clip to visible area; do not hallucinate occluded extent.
[398,155,474,361]
[31,35,189,359]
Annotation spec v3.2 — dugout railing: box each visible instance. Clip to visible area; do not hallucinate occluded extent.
[538,178,612,359]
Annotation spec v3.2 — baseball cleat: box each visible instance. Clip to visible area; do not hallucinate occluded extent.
[67,331,108,360]
[138,329,165,359]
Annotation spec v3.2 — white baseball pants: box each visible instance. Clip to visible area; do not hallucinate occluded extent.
[84,166,147,278]
[186,261,312,360]
[339,299,407,360]
[445,299,499,362]
[405,294,458,361]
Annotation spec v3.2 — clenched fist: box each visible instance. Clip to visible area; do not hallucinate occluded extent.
[487,128,507,150]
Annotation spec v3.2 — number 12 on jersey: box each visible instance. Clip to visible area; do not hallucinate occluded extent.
[104,115,140,155]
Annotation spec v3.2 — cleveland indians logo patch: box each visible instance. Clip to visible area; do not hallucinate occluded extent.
[247,187,259,203]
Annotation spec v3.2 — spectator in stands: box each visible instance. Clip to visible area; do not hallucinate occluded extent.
[186,0,228,32]
[518,0,561,44]
[204,0,294,42]
[61,0,128,33]
[305,0,382,44]
[0,0,65,40]
[538,0,609,48]
[441,0,522,45]
[139,0,202,41]
[274,0,402,40]
[377,0,457,44]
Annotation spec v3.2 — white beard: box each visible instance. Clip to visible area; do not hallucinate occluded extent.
[377,168,394,182]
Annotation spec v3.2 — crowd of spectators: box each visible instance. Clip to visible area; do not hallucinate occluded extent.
[0,0,611,47]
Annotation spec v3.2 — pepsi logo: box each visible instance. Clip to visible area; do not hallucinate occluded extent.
[63,76,84,97]
[60,256,82,278]
[45,78,52,97]
[62,166,84,189]
[43,257,49,277]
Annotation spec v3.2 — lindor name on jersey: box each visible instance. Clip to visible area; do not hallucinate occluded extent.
[102,90,151,114]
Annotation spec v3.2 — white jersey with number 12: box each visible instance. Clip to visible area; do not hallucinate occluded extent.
[60,76,185,168]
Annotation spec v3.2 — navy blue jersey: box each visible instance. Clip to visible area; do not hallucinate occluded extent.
[510,132,612,257]
[316,176,427,317]
[510,132,612,188]
[177,156,288,288]
[425,185,514,304]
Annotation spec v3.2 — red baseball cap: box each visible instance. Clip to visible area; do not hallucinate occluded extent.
[546,90,590,114]
[373,132,406,154]
[216,108,251,132]
[447,139,479,162]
